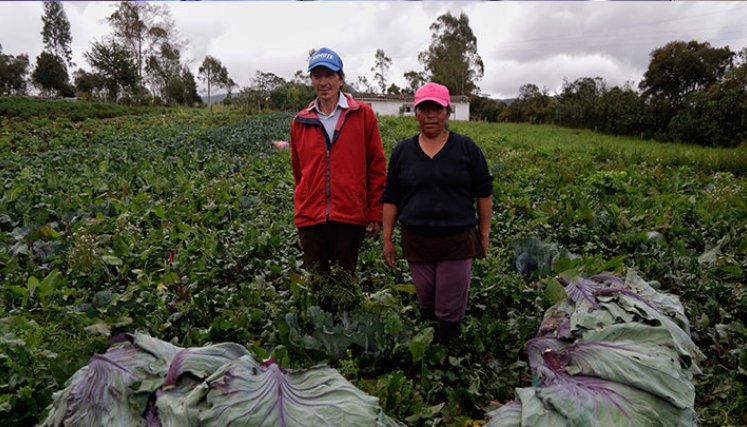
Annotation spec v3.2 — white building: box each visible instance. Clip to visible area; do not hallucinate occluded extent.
[355,94,471,121]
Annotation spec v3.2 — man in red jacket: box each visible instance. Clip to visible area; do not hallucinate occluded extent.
[290,47,386,277]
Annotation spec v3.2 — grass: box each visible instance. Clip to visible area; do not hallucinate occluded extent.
[1,103,745,426]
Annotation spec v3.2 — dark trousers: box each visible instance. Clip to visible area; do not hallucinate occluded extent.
[298,221,367,275]
[408,258,473,323]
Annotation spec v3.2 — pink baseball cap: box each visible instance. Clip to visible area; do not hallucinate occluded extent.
[414,82,450,108]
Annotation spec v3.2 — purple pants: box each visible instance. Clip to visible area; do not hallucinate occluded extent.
[408,258,473,323]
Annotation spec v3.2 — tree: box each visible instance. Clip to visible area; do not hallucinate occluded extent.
[386,83,402,95]
[500,83,553,124]
[403,70,427,94]
[418,11,484,96]
[31,51,72,97]
[737,48,747,67]
[164,68,201,106]
[41,1,73,67]
[669,64,747,147]
[555,77,605,129]
[73,68,103,99]
[144,41,185,103]
[84,40,138,102]
[639,40,734,135]
[198,55,230,111]
[0,44,30,95]
[371,49,392,95]
[597,85,646,137]
[107,1,176,91]
[469,95,506,122]
[355,75,375,94]
[245,71,285,111]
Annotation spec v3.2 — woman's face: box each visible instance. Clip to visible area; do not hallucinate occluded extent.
[415,101,450,136]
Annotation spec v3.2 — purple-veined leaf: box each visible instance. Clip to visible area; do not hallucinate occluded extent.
[535,364,695,427]
[606,291,704,373]
[163,343,251,386]
[526,336,567,371]
[563,323,695,408]
[538,300,574,339]
[589,273,625,287]
[562,277,604,308]
[195,356,402,427]
[42,333,181,427]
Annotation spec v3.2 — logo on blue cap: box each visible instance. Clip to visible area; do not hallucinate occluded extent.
[308,47,343,72]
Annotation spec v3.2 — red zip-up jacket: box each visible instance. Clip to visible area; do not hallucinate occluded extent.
[290,93,386,228]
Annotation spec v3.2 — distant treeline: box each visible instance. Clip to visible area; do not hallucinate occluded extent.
[479,41,747,148]
[1,0,743,147]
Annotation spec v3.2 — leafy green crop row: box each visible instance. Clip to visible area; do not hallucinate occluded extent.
[1,105,745,426]
[0,96,164,121]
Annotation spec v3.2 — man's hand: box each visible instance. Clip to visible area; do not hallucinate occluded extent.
[367,221,382,238]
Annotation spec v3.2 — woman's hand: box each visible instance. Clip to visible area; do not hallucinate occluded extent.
[477,196,492,258]
[382,203,399,268]
[383,239,397,268]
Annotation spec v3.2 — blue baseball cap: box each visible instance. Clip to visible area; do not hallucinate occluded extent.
[308,47,343,72]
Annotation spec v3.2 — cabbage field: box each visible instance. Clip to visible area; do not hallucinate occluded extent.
[1,98,745,426]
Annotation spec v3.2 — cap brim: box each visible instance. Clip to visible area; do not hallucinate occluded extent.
[414,97,449,107]
[308,62,342,72]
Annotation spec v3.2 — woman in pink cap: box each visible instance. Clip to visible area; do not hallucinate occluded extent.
[382,82,493,345]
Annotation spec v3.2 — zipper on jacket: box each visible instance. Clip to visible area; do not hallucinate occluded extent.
[322,126,332,222]
[325,147,331,221]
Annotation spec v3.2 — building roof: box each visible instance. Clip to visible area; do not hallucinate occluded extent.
[354,93,470,103]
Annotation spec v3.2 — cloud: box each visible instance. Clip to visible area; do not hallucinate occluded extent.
[1,1,745,99]
[484,52,643,99]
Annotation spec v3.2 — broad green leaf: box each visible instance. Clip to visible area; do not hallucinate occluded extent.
[697,243,721,265]
[409,327,434,363]
[84,320,111,337]
[37,269,62,299]
[101,255,123,266]
[26,276,39,299]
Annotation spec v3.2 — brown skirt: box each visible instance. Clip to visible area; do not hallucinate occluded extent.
[401,226,483,262]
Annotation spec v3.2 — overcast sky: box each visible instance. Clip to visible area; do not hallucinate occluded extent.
[1,1,746,99]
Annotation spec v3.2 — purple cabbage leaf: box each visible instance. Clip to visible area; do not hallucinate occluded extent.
[538,299,574,339]
[486,387,568,427]
[563,277,605,308]
[41,332,181,427]
[157,355,403,427]
[604,291,704,373]
[484,400,523,427]
[622,270,691,333]
[563,323,695,409]
[163,342,251,386]
[535,363,696,427]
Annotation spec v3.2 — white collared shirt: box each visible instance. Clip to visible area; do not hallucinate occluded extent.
[313,91,348,143]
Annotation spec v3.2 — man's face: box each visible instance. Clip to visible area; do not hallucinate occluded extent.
[310,67,344,103]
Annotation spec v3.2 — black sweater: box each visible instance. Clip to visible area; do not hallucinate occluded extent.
[382,132,493,233]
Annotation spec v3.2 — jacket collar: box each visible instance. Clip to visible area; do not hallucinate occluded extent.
[301,92,360,117]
